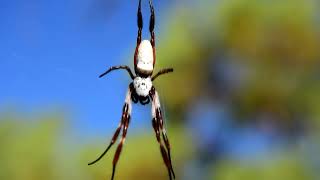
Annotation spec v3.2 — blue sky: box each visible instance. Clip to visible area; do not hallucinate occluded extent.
[0,0,172,139]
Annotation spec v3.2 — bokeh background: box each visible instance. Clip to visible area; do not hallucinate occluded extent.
[1,0,320,179]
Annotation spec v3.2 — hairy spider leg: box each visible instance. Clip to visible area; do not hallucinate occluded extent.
[147,0,174,82]
[150,87,176,179]
[149,0,156,66]
[111,94,131,180]
[152,117,173,180]
[134,0,143,69]
[157,106,176,179]
[87,117,123,166]
[152,68,174,81]
[137,0,143,44]
[99,66,135,79]
[154,90,176,178]
[88,88,132,180]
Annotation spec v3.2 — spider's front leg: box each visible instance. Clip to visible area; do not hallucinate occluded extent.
[88,87,133,180]
[150,87,176,180]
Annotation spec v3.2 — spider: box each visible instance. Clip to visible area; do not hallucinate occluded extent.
[88,0,175,179]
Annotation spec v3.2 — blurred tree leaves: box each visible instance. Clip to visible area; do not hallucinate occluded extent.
[81,126,191,180]
[212,156,314,180]
[0,114,62,180]
[0,114,190,180]
[156,0,320,125]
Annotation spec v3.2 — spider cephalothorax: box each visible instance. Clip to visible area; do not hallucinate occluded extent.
[88,0,175,180]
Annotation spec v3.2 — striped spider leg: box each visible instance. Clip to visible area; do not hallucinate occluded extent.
[150,87,175,180]
[88,87,133,180]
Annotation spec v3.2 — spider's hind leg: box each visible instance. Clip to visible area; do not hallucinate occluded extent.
[110,88,133,180]
[137,0,143,44]
[150,87,175,179]
[111,107,131,180]
[149,0,155,46]
[88,87,133,180]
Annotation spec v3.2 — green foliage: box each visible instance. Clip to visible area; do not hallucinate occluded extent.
[212,154,314,180]
[81,126,191,180]
[0,114,62,180]
[0,114,191,180]
[156,0,320,125]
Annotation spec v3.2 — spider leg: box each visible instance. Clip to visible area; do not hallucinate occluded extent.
[88,88,132,172]
[131,94,139,104]
[149,0,155,47]
[137,0,143,44]
[111,102,131,180]
[152,117,172,180]
[150,87,176,179]
[129,83,139,104]
[151,68,174,81]
[88,119,123,165]
[157,108,175,179]
[99,66,135,79]
[148,0,157,67]
[134,0,143,69]
[140,96,150,105]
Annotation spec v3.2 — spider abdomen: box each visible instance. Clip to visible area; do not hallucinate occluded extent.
[133,77,152,97]
[136,40,154,75]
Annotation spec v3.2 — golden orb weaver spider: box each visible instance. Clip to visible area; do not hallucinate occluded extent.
[88,0,175,179]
